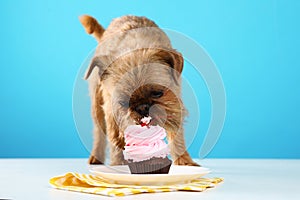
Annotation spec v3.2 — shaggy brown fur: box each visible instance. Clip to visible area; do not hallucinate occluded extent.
[79,15,199,166]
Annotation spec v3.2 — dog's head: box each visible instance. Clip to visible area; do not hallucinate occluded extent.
[86,48,186,133]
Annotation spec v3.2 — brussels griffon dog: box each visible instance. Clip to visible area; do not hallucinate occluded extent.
[79,15,199,166]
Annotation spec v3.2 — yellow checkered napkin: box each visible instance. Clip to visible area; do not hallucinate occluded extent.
[49,172,223,197]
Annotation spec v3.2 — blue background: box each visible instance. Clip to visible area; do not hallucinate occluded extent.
[1,0,299,158]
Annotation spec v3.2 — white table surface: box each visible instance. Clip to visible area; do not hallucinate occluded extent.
[0,158,299,200]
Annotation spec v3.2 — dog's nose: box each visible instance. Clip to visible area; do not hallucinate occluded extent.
[135,104,150,116]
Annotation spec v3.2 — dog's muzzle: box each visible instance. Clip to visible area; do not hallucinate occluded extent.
[135,103,150,116]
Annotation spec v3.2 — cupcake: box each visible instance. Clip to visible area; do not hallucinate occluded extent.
[123,117,172,174]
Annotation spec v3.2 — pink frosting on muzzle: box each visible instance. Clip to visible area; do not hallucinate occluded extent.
[123,125,170,162]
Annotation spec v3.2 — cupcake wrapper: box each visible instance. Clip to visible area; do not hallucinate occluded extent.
[128,157,172,174]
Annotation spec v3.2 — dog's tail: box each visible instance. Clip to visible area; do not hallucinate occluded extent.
[79,15,105,42]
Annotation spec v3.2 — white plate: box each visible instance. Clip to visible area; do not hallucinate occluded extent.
[89,165,210,185]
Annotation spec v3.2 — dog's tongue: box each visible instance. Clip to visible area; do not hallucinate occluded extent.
[140,116,152,127]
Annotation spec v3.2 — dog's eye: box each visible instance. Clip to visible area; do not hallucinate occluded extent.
[119,101,129,108]
[151,90,164,98]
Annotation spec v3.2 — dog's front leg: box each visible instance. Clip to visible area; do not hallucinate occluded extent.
[89,125,106,164]
[89,89,107,165]
[105,113,126,165]
[167,128,200,166]
[109,142,127,165]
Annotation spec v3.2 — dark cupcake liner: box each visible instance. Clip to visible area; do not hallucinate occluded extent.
[127,157,172,174]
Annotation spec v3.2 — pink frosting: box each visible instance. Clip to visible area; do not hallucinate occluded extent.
[123,125,170,162]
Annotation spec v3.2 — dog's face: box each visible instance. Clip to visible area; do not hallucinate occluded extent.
[88,49,186,134]
[112,68,184,133]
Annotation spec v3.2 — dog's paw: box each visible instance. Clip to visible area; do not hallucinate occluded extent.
[174,154,201,166]
[110,159,128,166]
[88,155,104,165]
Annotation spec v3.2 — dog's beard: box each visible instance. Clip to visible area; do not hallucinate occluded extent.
[111,86,185,135]
[148,91,186,132]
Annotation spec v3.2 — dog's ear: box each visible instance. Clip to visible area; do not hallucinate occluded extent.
[84,56,108,80]
[155,50,184,85]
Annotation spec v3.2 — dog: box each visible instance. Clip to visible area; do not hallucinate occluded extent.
[79,15,199,166]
